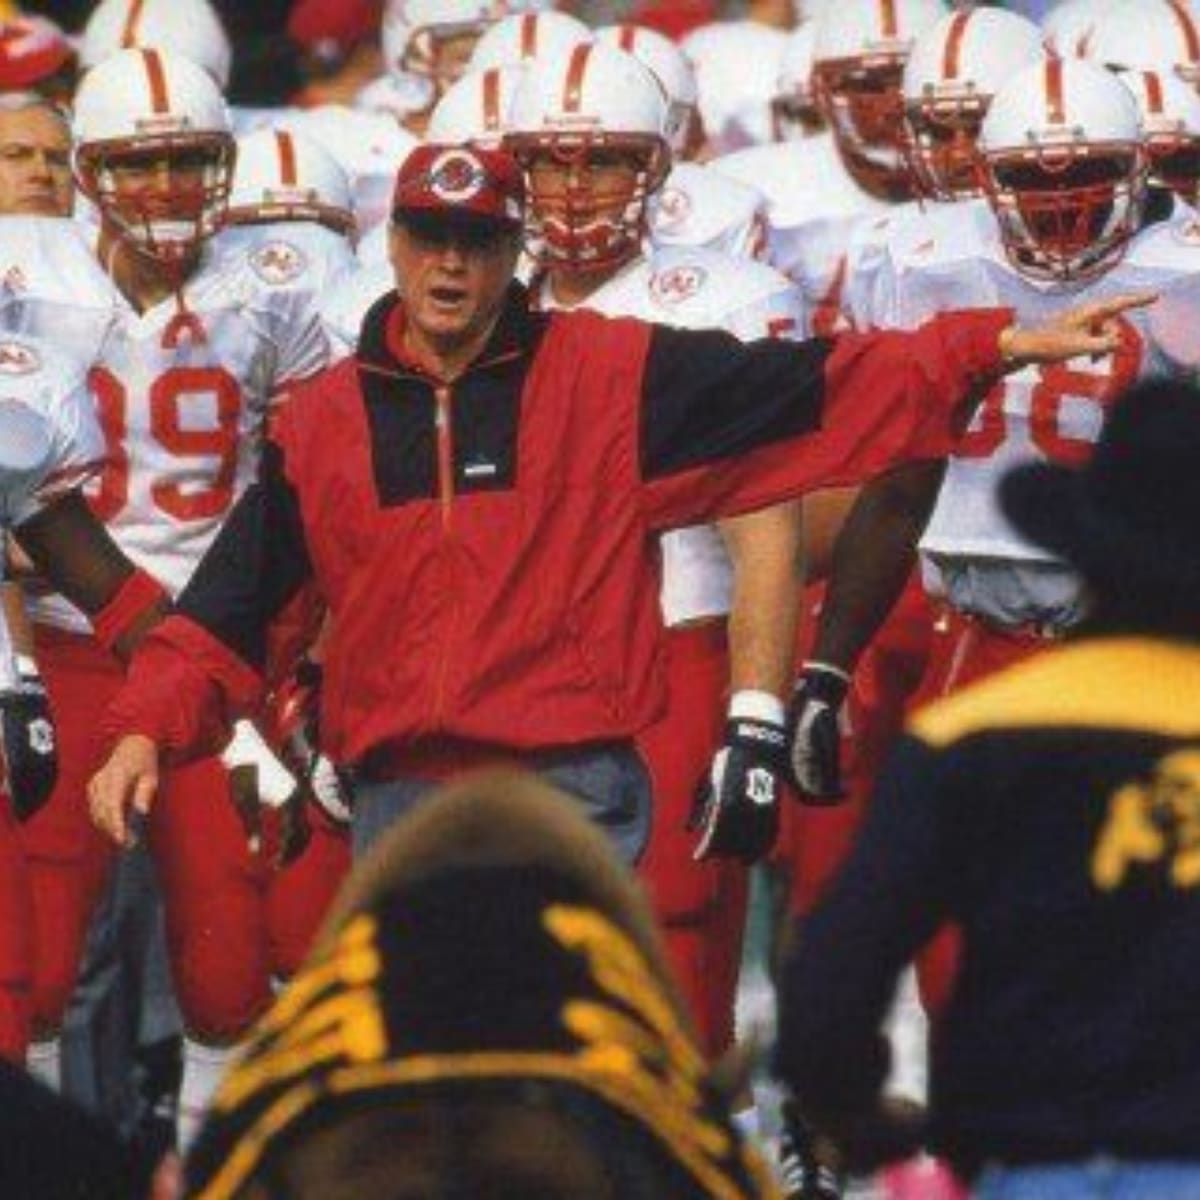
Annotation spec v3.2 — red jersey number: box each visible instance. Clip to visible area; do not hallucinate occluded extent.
[957,317,1141,466]
[86,365,242,523]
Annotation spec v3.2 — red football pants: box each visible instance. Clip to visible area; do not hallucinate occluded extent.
[0,799,33,1060]
[31,626,349,1042]
[779,575,934,917]
[636,621,748,1057]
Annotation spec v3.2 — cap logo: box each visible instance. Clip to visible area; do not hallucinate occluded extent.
[428,148,487,203]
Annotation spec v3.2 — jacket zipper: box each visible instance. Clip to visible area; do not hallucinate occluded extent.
[433,383,454,724]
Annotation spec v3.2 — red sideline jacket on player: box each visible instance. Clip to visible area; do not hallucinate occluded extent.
[105,284,1012,771]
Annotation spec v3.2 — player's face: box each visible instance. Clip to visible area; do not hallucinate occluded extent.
[0,106,72,218]
[390,212,520,351]
[521,143,650,268]
[103,145,213,223]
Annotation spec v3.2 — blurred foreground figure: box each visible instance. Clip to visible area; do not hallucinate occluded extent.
[779,378,1200,1199]
[185,771,781,1200]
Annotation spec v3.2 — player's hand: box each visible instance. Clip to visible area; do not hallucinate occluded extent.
[222,720,310,868]
[0,658,57,822]
[692,693,789,864]
[88,734,159,849]
[1000,291,1157,367]
[788,662,851,805]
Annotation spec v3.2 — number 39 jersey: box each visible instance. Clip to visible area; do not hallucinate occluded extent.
[536,244,807,626]
[0,217,330,632]
[869,201,1200,591]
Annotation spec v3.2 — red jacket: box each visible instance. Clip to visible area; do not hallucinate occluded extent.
[107,286,1011,769]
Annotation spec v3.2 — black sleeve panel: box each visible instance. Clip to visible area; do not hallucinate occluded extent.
[175,440,314,673]
[639,324,835,480]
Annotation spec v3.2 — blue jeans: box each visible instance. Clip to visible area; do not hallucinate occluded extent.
[973,1159,1200,1199]
[351,741,653,865]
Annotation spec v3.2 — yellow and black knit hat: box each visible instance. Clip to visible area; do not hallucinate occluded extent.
[185,771,779,1200]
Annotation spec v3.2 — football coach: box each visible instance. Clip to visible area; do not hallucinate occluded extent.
[86,142,1152,866]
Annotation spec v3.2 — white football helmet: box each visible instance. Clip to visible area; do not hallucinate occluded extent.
[812,0,949,198]
[380,0,496,99]
[73,47,234,267]
[227,128,353,236]
[978,57,1147,281]
[469,11,592,72]
[506,42,670,269]
[427,64,526,150]
[1120,67,1200,204]
[1084,0,1200,87]
[1041,0,1125,57]
[903,8,1045,200]
[80,0,231,90]
[771,24,823,142]
[596,24,701,158]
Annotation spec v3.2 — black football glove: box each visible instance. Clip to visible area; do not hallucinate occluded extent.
[0,660,57,822]
[788,662,851,805]
[222,720,311,868]
[692,702,789,864]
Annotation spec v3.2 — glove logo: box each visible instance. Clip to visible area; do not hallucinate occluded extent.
[746,767,776,807]
[26,717,53,756]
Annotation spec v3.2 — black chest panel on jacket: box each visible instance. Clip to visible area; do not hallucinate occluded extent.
[356,290,549,509]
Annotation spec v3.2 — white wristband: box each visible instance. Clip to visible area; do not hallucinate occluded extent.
[802,660,852,685]
[729,689,786,726]
[15,654,39,678]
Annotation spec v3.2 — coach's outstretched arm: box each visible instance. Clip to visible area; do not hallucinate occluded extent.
[87,292,1156,852]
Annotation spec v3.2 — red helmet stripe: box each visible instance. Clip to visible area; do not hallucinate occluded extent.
[274,130,298,186]
[520,14,537,59]
[1169,0,1200,63]
[120,0,147,48]
[942,10,972,81]
[1144,70,1166,116]
[1045,56,1066,125]
[563,43,591,114]
[879,0,898,39]
[483,67,502,132]
[617,24,637,52]
[142,48,170,114]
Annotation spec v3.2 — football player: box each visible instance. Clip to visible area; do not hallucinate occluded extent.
[506,42,806,1079]
[0,47,337,1149]
[0,333,168,1068]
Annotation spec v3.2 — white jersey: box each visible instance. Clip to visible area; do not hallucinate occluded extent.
[648,161,767,261]
[0,217,330,632]
[220,221,357,298]
[713,134,893,333]
[681,21,789,153]
[0,334,103,535]
[321,261,395,361]
[871,200,1200,623]
[537,245,806,626]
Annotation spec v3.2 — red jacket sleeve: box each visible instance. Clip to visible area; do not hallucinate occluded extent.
[637,308,1012,531]
[104,615,263,762]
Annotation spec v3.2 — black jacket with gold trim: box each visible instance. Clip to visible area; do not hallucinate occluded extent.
[777,636,1200,1174]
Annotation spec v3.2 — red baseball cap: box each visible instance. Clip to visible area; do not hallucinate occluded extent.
[392,143,525,229]
[0,16,74,91]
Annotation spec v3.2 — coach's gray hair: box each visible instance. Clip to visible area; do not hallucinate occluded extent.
[0,92,70,138]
